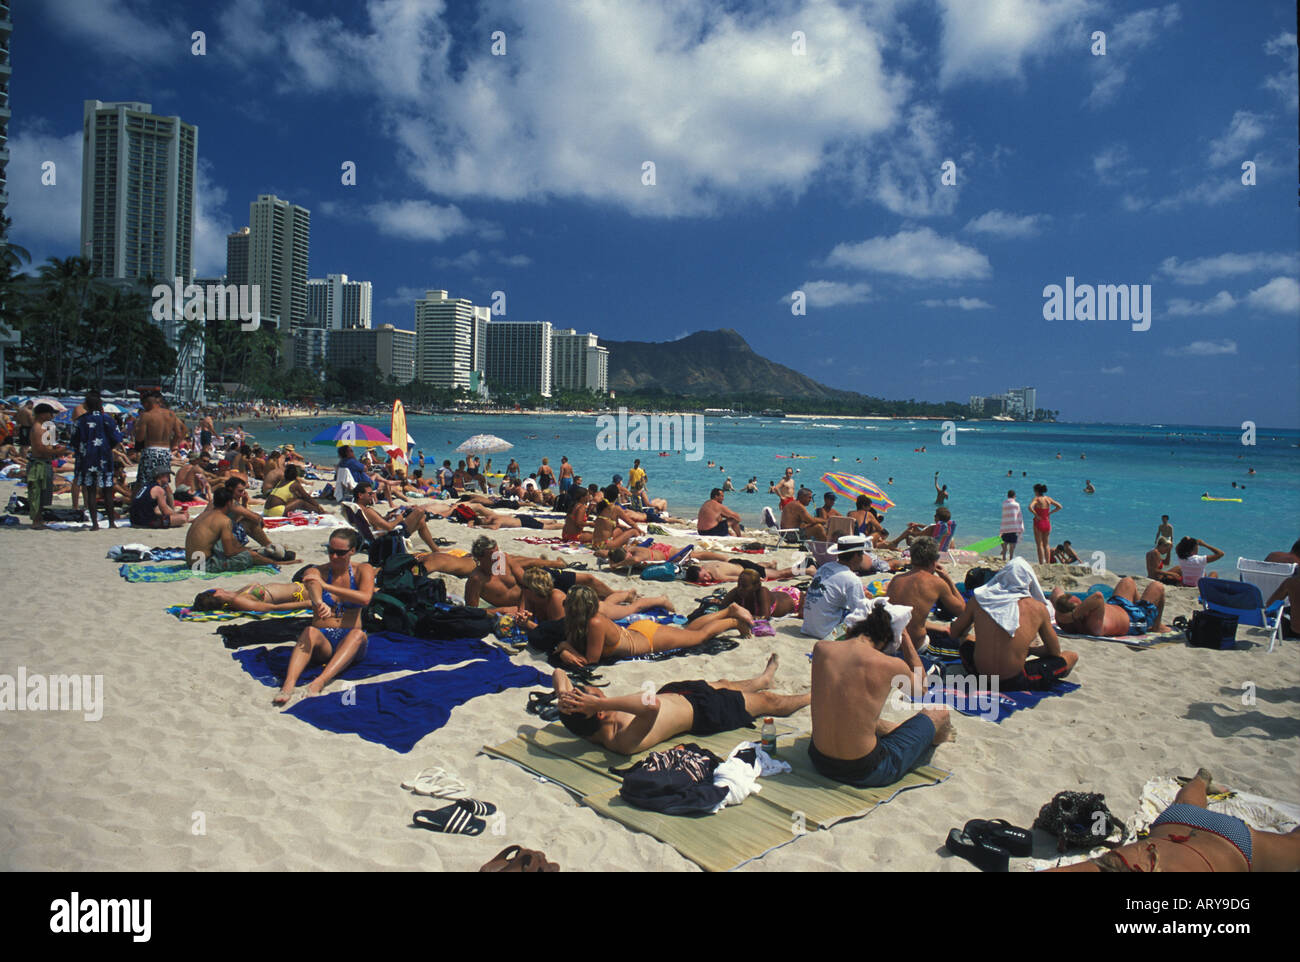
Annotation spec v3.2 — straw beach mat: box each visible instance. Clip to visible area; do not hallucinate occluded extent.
[484,725,950,872]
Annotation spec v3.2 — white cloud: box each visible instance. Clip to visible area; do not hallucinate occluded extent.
[1084,5,1179,107]
[1163,339,1238,357]
[795,281,873,308]
[963,209,1046,238]
[921,297,993,310]
[229,0,905,218]
[1085,67,1127,109]
[1100,365,1125,375]
[381,285,430,307]
[1165,291,1235,316]
[838,103,959,218]
[1159,252,1300,284]
[432,250,484,271]
[193,161,233,277]
[1208,111,1267,167]
[827,228,991,281]
[364,200,478,242]
[1245,276,1300,314]
[5,128,83,265]
[1263,33,1298,109]
[496,253,532,268]
[935,0,1093,86]
[1092,144,1145,185]
[39,0,181,65]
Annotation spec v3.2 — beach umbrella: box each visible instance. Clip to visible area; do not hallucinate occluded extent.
[456,433,512,455]
[308,420,392,448]
[30,396,67,412]
[101,402,125,414]
[820,471,895,512]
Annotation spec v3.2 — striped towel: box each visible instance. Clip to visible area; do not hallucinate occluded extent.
[999,499,1024,535]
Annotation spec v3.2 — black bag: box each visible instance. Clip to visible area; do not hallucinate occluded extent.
[412,605,494,640]
[1033,791,1127,852]
[1187,610,1238,649]
[965,567,998,591]
[368,530,406,567]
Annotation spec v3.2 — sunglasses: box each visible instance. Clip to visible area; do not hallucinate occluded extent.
[327,546,352,557]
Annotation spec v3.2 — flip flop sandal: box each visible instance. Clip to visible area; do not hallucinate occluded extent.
[945,827,1009,872]
[479,845,524,872]
[454,797,497,817]
[566,562,589,570]
[964,818,1033,857]
[402,767,471,799]
[412,805,485,836]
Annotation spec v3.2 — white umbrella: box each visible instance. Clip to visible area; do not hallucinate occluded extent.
[456,433,512,455]
[102,402,125,414]
[31,396,67,412]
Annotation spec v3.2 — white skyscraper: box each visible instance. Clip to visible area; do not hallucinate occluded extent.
[414,290,484,391]
[307,273,372,331]
[248,194,310,331]
[551,328,608,393]
[79,100,197,282]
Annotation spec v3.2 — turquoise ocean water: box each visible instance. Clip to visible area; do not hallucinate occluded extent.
[246,414,1299,576]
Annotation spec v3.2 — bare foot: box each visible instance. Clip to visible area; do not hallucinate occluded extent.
[272,690,292,706]
[757,653,778,688]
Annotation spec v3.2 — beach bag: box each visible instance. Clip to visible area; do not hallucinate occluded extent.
[1187,610,1238,649]
[641,562,680,582]
[1033,791,1127,852]
[363,591,420,635]
[368,530,406,567]
[411,604,494,640]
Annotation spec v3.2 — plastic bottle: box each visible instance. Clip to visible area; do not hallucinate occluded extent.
[760,717,777,756]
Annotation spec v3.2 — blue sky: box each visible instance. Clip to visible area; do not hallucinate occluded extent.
[10,0,1299,425]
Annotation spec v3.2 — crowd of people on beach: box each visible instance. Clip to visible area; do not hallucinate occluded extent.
[4,392,1297,871]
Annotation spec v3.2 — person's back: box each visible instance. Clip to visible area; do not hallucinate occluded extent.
[185,506,227,558]
[135,404,176,447]
[130,482,160,527]
[966,597,1050,679]
[801,542,867,637]
[887,567,955,649]
[810,637,891,760]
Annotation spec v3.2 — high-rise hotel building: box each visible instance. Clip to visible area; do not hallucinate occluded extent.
[307,273,372,331]
[248,194,309,331]
[79,100,197,282]
[414,290,486,391]
[486,321,553,397]
[551,328,608,393]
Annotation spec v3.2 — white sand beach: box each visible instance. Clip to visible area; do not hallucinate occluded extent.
[1,490,1295,873]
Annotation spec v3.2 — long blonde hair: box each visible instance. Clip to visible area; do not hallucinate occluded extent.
[564,585,600,649]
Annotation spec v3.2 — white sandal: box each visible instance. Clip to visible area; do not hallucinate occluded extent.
[401,766,470,799]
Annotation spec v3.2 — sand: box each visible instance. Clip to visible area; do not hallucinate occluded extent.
[1,482,1295,872]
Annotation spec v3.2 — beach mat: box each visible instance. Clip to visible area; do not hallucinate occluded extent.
[1058,629,1184,649]
[483,725,950,871]
[287,656,549,753]
[167,605,308,622]
[120,562,279,582]
[234,632,498,688]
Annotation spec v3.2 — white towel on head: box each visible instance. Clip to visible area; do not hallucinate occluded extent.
[844,598,913,654]
[973,558,1048,636]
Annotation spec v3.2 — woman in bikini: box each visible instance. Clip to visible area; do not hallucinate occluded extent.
[262,464,324,517]
[553,586,754,667]
[1029,484,1062,564]
[1047,768,1300,872]
[192,581,311,613]
[519,567,671,623]
[723,568,804,621]
[273,530,375,706]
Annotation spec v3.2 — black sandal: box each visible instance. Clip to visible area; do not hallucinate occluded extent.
[412,804,485,836]
[945,827,1009,872]
[964,818,1033,857]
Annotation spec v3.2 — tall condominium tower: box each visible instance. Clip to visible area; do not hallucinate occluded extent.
[248,194,309,331]
[79,100,197,282]
[486,321,553,397]
[307,273,372,331]
[414,289,485,391]
[226,227,249,287]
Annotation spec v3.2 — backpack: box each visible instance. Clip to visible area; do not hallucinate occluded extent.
[641,562,680,582]
[1186,610,1238,649]
[1033,791,1127,852]
[368,530,407,567]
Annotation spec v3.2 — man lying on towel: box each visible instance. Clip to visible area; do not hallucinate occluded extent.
[553,656,808,755]
[947,558,1078,690]
[184,487,279,573]
[810,600,951,788]
[1049,576,1168,636]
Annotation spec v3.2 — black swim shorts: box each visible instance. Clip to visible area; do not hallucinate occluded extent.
[658,681,753,735]
[959,640,1071,691]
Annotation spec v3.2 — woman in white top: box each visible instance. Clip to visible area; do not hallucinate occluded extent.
[1170,536,1224,587]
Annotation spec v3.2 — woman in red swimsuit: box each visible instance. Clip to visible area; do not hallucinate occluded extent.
[1029,484,1062,564]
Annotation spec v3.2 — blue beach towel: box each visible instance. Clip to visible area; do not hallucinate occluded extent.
[286,657,550,753]
[909,679,1080,723]
[120,562,279,582]
[233,632,500,688]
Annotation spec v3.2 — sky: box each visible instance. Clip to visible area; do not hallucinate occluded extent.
[9,0,1299,426]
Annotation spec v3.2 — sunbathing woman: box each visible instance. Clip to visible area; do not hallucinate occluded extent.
[192,581,311,613]
[723,568,804,620]
[262,464,324,517]
[519,567,671,623]
[273,529,375,706]
[1046,768,1300,872]
[600,543,733,573]
[553,586,753,667]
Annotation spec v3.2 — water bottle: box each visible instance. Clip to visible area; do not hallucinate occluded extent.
[760,717,777,756]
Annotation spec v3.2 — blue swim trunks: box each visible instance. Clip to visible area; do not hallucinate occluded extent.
[808,713,936,788]
[1106,595,1158,634]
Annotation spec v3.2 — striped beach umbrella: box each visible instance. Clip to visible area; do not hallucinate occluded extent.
[820,471,895,512]
[309,420,392,448]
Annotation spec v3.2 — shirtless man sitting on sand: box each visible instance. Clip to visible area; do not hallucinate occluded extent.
[553,586,753,667]
[885,536,965,658]
[947,558,1078,690]
[553,655,809,755]
[810,602,951,788]
[779,488,826,542]
[184,488,278,573]
[463,536,617,606]
[1051,577,1168,636]
[697,488,743,537]
[519,567,670,623]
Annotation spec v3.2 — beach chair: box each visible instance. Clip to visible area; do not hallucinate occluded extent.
[825,516,854,541]
[334,464,358,501]
[1197,579,1288,652]
[762,505,808,548]
[1236,558,1296,652]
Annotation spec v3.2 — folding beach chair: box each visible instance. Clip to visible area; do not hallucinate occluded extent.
[1198,578,1288,653]
[334,464,357,501]
[825,516,854,541]
[762,505,808,548]
[1236,558,1295,652]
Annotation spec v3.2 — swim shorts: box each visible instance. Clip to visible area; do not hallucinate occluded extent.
[1106,595,1158,634]
[807,713,936,788]
[551,569,577,592]
[699,520,730,537]
[138,447,173,487]
[206,547,257,573]
[959,640,1071,691]
[658,681,753,735]
[1001,532,1018,544]
[518,515,544,529]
